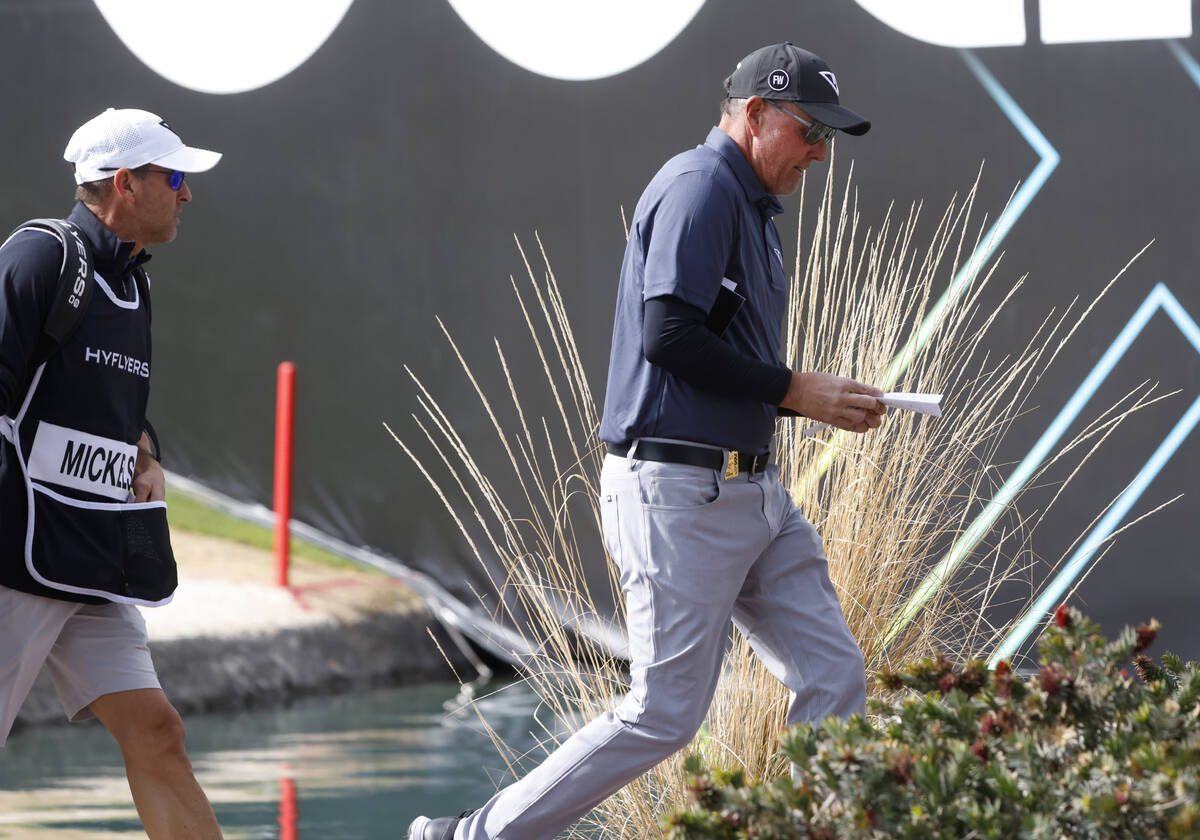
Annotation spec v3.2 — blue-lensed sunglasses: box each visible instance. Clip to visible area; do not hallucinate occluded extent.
[142,166,186,190]
[104,165,186,190]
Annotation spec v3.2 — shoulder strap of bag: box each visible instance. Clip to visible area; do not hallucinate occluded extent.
[9,218,95,369]
[132,264,151,324]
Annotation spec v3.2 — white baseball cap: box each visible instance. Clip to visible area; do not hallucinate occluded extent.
[63,107,222,185]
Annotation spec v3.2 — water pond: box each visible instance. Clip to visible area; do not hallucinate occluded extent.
[0,681,547,839]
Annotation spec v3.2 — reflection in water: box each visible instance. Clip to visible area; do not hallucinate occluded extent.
[0,681,546,840]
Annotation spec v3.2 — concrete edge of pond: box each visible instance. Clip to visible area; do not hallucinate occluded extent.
[13,604,472,732]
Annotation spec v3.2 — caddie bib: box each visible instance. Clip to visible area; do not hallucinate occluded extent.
[0,265,176,605]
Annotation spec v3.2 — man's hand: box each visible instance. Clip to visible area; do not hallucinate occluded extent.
[132,436,165,503]
[780,371,886,433]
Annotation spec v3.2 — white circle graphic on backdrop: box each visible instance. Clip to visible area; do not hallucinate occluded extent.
[92,0,356,94]
[444,0,707,81]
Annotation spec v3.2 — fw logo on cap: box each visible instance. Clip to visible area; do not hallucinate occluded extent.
[768,69,790,90]
[819,70,839,94]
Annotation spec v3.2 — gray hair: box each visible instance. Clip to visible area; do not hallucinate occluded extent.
[720,96,748,119]
[74,177,113,205]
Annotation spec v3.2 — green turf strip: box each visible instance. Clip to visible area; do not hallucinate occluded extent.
[165,487,364,573]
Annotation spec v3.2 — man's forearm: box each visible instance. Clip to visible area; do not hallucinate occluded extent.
[643,295,792,404]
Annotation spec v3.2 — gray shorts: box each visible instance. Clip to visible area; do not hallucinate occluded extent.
[0,585,160,745]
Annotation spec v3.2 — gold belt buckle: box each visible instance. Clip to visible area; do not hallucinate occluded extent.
[724,450,739,480]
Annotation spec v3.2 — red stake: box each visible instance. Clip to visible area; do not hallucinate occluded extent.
[273,362,296,588]
[279,770,299,840]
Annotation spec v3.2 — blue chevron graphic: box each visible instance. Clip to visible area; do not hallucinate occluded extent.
[990,284,1200,665]
[876,51,1060,649]
[883,52,1060,387]
[1168,40,1200,89]
[955,49,1061,289]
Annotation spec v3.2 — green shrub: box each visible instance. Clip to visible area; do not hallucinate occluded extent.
[665,607,1200,839]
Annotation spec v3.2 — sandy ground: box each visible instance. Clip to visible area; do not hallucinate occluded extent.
[145,530,426,640]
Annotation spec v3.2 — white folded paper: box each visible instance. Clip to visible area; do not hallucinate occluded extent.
[880,392,942,417]
[800,392,943,437]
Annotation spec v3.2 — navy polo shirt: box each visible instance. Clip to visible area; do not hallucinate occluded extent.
[599,127,791,453]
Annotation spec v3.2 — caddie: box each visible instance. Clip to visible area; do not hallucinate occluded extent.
[0,107,224,839]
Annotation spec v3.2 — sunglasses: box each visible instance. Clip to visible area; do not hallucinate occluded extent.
[141,166,187,191]
[767,101,837,145]
[104,165,187,190]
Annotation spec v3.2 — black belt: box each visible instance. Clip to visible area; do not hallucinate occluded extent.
[605,440,770,477]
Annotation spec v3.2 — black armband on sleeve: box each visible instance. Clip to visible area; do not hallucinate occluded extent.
[643,295,792,405]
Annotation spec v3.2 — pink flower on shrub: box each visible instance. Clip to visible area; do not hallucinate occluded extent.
[993,660,1014,699]
[1040,663,1074,695]
[1134,624,1157,653]
[979,711,1013,737]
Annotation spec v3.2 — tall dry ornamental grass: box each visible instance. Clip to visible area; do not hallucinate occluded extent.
[391,161,1158,838]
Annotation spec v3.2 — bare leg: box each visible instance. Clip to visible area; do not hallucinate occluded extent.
[90,688,223,840]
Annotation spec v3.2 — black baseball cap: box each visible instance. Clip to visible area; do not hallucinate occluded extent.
[724,42,870,136]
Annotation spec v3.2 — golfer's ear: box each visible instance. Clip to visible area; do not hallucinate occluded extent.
[112,168,137,200]
[744,96,766,129]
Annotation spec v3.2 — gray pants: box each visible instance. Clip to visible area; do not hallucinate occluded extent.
[458,453,866,840]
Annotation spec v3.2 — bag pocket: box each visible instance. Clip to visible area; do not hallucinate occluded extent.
[30,491,177,603]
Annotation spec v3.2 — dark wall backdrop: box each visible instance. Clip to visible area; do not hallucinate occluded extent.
[2,0,1196,657]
